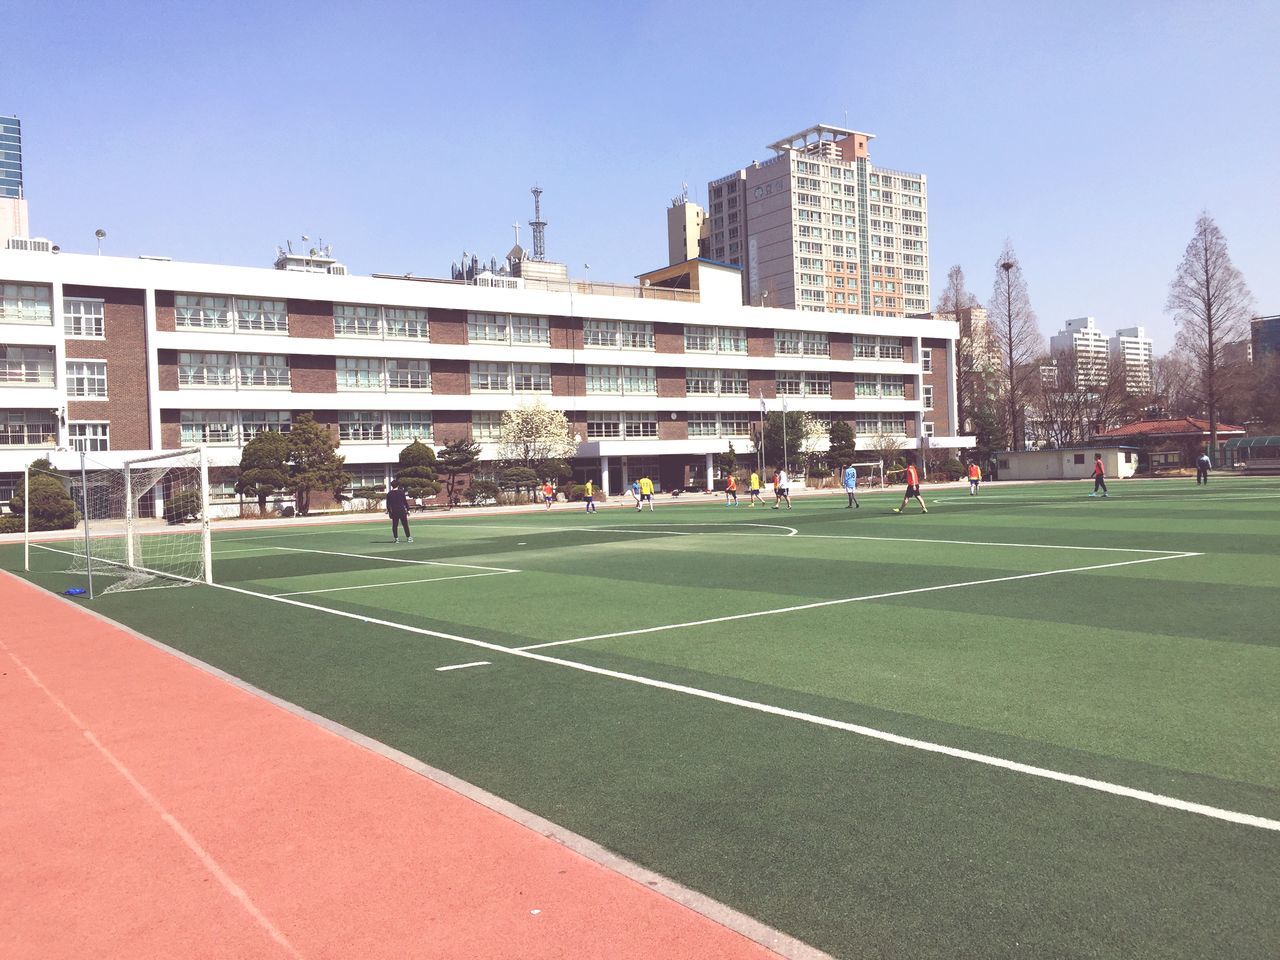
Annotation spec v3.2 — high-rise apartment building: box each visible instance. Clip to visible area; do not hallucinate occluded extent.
[666,197,709,266]
[1108,326,1153,394]
[1049,317,1109,388]
[1,115,30,245]
[1252,314,1280,360]
[705,124,929,317]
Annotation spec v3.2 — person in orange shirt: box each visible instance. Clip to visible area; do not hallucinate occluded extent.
[1089,455,1109,498]
[724,473,738,507]
[893,462,928,514]
[542,480,554,509]
[967,461,982,496]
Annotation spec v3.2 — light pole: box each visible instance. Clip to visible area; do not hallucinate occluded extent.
[1000,260,1017,451]
[94,229,106,256]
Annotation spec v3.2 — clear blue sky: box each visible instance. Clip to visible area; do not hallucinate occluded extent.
[6,0,1277,352]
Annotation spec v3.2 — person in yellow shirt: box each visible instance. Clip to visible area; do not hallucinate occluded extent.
[748,471,762,507]
[583,478,598,513]
[967,461,982,496]
[637,475,655,511]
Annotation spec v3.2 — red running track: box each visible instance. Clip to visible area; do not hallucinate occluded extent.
[0,571,817,960]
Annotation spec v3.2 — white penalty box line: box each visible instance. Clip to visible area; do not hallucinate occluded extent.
[193,572,1278,835]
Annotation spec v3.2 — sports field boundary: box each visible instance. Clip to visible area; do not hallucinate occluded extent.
[0,568,832,960]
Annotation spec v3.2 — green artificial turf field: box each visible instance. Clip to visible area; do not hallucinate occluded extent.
[7,476,1280,959]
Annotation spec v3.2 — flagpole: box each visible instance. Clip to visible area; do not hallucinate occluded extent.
[781,394,789,474]
[757,391,766,477]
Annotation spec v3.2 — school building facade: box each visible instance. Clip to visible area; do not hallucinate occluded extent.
[1,249,970,507]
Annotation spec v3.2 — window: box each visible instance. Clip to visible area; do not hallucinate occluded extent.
[586,365,620,394]
[621,322,654,350]
[511,314,550,345]
[338,412,384,442]
[583,319,619,348]
[802,331,830,356]
[0,345,55,385]
[177,352,233,387]
[180,410,236,445]
[68,422,109,452]
[855,375,879,398]
[0,283,53,325]
[66,360,108,398]
[1,409,57,446]
[512,363,551,392]
[688,413,719,437]
[623,412,658,438]
[344,466,388,495]
[777,373,803,395]
[1073,453,1086,465]
[921,347,932,372]
[721,413,750,437]
[334,304,381,337]
[685,325,716,352]
[241,411,291,442]
[720,369,747,395]
[64,298,105,338]
[804,372,831,396]
[466,312,510,344]
[236,298,288,334]
[880,375,906,398]
[470,362,509,392]
[853,335,904,360]
[716,330,747,355]
[922,422,935,438]
[386,359,430,391]
[385,307,429,340]
[388,412,432,442]
[923,384,934,410]
[775,331,802,355]
[471,412,504,441]
[239,354,290,388]
[176,294,230,330]
[586,412,621,439]
[621,366,656,394]
[686,368,719,395]
[337,357,383,390]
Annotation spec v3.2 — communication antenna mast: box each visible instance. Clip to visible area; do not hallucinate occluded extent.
[529,186,547,262]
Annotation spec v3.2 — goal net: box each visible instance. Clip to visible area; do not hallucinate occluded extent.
[847,460,886,488]
[27,449,213,596]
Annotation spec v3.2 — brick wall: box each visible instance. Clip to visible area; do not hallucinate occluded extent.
[657,367,686,398]
[747,330,775,357]
[549,315,579,350]
[551,363,581,396]
[157,349,178,390]
[290,355,336,393]
[748,369,776,399]
[658,414,687,441]
[654,322,684,354]
[429,308,467,344]
[160,410,180,449]
[288,299,333,339]
[155,290,175,332]
[829,333,853,361]
[922,337,953,435]
[63,284,152,450]
[430,358,469,395]
[831,371,854,400]
[432,410,470,445]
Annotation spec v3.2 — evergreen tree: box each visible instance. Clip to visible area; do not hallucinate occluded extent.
[9,458,79,531]
[286,413,349,516]
[438,436,481,507]
[394,440,442,500]
[827,420,859,467]
[235,430,290,515]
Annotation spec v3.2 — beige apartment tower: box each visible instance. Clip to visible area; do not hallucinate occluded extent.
[706,124,929,317]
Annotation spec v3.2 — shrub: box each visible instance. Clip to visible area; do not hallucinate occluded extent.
[163,489,202,524]
[9,464,79,531]
[467,479,502,506]
[0,515,22,534]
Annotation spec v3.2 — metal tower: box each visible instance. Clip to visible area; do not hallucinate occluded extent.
[529,186,547,261]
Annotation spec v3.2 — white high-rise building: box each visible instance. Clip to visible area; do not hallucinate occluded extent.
[1109,326,1153,394]
[1049,317,1109,388]
[706,123,928,317]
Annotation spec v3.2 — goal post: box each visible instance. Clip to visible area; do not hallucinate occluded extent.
[24,448,214,594]
[848,460,885,489]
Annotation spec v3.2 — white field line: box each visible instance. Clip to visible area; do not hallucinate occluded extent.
[273,570,515,597]
[0,638,303,958]
[520,552,1202,651]
[272,546,519,574]
[178,576,1279,834]
[434,661,492,672]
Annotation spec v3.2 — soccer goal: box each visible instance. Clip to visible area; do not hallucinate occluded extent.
[25,448,213,597]
[849,460,886,488]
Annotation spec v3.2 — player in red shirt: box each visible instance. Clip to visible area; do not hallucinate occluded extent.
[1089,456,1109,498]
[893,463,928,514]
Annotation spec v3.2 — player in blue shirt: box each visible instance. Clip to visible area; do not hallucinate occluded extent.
[841,464,860,509]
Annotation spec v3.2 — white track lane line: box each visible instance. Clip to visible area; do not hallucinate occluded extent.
[434,661,492,672]
[0,638,304,958]
[519,552,1202,650]
[185,576,1279,834]
[272,546,519,573]
[274,570,515,597]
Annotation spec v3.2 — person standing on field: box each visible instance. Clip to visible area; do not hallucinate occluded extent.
[725,473,738,506]
[543,479,555,510]
[1090,455,1109,498]
[748,470,763,506]
[638,475,655,511]
[630,479,641,507]
[583,478,597,513]
[842,463,859,508]
[386,480,413,543]
[893,463,928,514]
[773,468,793,510]
[967,461,982,496]
[1196,452,1212,485]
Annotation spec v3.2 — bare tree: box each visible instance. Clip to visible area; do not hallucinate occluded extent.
[1165,213,1255,453]
[1150,351,1200,418]
[1029,350,1136,448]
[988,242,1044,450]
[936,264,979,432]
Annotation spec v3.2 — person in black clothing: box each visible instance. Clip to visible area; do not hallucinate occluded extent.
[386,481,412,543]
[1196,452,1212,485]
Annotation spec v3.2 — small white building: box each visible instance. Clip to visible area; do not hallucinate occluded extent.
[995,446,1139,481]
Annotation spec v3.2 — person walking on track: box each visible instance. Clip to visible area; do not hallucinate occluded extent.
[386,481,413,542]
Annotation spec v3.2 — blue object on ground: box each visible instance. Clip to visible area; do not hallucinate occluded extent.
[64,588,87,596]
